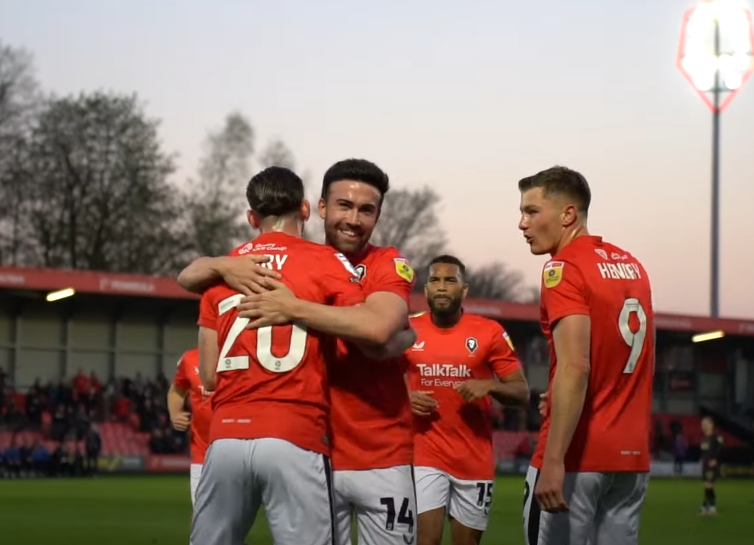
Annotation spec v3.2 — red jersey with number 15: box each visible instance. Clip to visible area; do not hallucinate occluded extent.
[328,244,415,470]
[172,348,212,464]
[533,235,654,473]
[197,232,365,456]
[404,312,522,480]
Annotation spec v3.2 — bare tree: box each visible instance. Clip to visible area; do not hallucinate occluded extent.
[257,137,296,170]
[0,41,40,265]
[370,186,447,271]
[184,112,254,257]
[12,92,185,273]
[465,262,538,302]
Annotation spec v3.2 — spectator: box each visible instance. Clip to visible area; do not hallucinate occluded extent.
[31,441,51,476]
[85,425,102,476]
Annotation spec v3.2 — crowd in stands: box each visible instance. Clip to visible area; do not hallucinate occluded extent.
[0,367,188,478]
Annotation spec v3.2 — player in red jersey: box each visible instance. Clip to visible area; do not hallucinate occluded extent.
[167,348,212,508]
[517,166,655,545]
[178,159,418,545]
[189,167,407,545]
[403,255,529,545]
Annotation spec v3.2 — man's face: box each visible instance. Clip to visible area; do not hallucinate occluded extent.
[518,187,566,256]
[701,418,713,435]
[319,180,381,256]
[425,263,467,316]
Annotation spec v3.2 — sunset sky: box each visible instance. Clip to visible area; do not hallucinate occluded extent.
[2,0,753,319]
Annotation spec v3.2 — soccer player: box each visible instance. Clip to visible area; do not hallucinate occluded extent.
[178,159,418,545]
[167,347,212,508]
[403,255,529,545]
[189,166,408,545]
[518,166,655,545]
[699,416,723,515]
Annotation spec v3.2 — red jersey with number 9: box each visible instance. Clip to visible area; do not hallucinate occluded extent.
[197,232,365,456]
[532,235,654,473]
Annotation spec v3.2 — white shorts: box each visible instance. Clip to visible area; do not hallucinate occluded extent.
[523,466,649,545]
[414,466,493,531]
[189,463,203,508]
[333,465,417,545]
[190,438,335,545]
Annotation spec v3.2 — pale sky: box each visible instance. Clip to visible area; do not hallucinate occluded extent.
[2,0,753,319]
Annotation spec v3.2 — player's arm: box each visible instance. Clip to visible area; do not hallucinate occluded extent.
[198,327,219,391]
[356,327,417,360]
[197,290,220,391]
[488,327,529,405]
[544,314,591,462]
[177,255,274,294]
[538,260,592,466]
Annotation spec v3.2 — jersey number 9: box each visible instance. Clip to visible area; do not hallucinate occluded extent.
[618,298,648,375]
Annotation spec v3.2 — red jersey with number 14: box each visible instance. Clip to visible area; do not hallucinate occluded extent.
[197,232,365,456]
[404,312,522,480]
[533,235,654,473]
[172,348,212,464]
[328,244,415,470]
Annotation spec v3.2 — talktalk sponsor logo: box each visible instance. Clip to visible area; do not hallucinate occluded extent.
[417,363,471,388]
[417,363,471,378]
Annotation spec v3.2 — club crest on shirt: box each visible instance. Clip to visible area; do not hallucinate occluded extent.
[354,264,367,280]
[394,257,414,282]
[335,253,359,277]
[543,261,564,289]
[465,337,478,354]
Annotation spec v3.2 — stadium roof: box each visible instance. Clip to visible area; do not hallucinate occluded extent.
[1,266,753,337]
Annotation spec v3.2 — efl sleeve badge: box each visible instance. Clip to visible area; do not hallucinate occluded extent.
[394,258,415,282]
[542,261,564,289]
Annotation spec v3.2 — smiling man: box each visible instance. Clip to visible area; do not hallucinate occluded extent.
[518,166,655,545]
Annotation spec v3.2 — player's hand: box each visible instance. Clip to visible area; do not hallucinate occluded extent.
[170,410,191,431]
[237,279,298,328]
[409,390,438,416]
[535,461,568,513]
[538,391,548,417]
[216,255,279,296]
[454,379,495,403]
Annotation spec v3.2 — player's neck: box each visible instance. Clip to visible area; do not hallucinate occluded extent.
[551,224,590,256]
[431,311,462,329]
[259,216,303,238]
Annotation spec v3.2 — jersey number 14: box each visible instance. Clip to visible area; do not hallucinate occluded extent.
[618,298,649,375]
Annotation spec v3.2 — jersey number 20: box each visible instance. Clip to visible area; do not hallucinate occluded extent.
[216,294,308,373]
[618,298,648,375]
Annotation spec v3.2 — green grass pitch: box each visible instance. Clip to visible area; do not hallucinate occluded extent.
[0,475,751,544]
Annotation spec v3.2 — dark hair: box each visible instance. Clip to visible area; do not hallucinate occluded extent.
[518,166,591,214]
[246,166,304,218]
[321,158,390,201]
[428,254,466,278]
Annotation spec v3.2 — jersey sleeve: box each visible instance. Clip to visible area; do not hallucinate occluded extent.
[369,249,415,302]
[197,288,219,329]
[173,354,191,390]
[488,322,522,379]
[540,259,589,325]
[319,251,366,307]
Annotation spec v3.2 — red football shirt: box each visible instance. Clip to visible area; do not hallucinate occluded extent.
[404,312,521,480]
[532,236,654,473]
[328,244,415,470]
[172,348,212,464]
[197,232,364,456]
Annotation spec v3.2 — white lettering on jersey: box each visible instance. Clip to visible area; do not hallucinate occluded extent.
[596,262,641,281]
[417,363,472,388]
[258,254,288,270]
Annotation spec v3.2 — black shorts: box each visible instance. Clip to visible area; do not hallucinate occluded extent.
[702,464,720,482]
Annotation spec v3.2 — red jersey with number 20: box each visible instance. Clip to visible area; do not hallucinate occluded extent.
[197,232,365,456]
[172,348,212,464]
[405,312,522,480]
[328,244,415,470]
[533,236,654,473]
